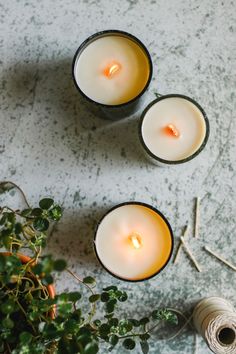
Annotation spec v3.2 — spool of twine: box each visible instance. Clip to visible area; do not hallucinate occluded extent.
[193,297,236,354]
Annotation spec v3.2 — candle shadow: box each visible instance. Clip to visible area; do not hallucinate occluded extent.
[46,204,112,267]
[5,57,149,166]
[5,57,110,134]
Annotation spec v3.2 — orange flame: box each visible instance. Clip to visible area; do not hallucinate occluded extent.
[129,233,142,249]
[165,124,180,138]
[103,62,121,78]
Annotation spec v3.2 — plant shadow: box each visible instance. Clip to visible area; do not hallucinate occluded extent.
[46,204,112,268]
[5,57,149,166]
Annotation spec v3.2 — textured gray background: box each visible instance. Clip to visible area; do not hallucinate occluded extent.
[0,0,236,353]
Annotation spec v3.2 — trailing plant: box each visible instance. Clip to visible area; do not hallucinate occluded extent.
[0,182,178,354]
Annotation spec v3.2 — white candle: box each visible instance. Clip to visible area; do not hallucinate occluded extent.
[140,95,209,164]
[73,33,151,105]
[94,203,173,281]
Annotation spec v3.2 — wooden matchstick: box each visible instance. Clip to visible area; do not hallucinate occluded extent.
[204,246,236,271]
[180,236,201,272]
[194,197,200,238]
[173,225,189,264]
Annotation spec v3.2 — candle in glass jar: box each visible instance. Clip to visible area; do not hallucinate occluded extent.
[94,202,173,282]
[72,30,152,119]
[139,95,209,165]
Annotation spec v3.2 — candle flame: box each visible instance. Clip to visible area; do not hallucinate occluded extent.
[165,124,180,138]
[129,233,142,249]
[103,62,121,78]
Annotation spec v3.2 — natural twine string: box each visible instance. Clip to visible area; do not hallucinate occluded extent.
[193,297,236,354]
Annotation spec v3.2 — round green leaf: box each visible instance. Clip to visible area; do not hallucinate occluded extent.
[54,259,67,271]
[1,299,15,314]
[106,299,117,313]
[140,317,149,325]
[129,319,140,327]
[139,333,150,341]
[84,342,99,354]
[99,323,111,337]
[101,292,110,302]
[68,291,81,302]
[39,198,54,210]
[89,294,100,303]
[83,276,96,284]
[42,274,54,285]
[103,286,117,291]
[123,339,136,350]
[110,334,119,346]
[119,292,128,302]
[33,217,49,231]
[20,332,32,344]
[48,205,62,221]
[21,209,32,217]
[93,319,101,327]
[14,222,23,234]
[2,317,14,329]
[31,208,43,216]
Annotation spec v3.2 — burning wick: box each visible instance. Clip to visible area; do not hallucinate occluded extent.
[129,233,142,249]
[165,124,180,138]
[103,62,121,78]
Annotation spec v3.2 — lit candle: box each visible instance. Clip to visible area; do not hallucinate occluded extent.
[94,202,173,282]
[72,30,152,120]
[139,94,210,165]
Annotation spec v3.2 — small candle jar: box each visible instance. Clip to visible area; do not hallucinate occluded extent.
[72,30,153,120]
[139,94,210,166]
[94,202,173,282]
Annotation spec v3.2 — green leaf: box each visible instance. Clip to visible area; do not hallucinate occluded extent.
[83,276,96,284]
[31,208,43,216]
[2,317,14,329]
[110,334,119,346]
[106,299,117,313]
[68,291,81,302]
[103,286,117,291]
[14,222,23,234]
[48,205,62,221]
[118,320,133,335]
[109,317,119,327]
[57,303,73,316]
[89,294,100,303]
[1,299,15,314]
[118,292,128,302]
[99,323,111,337]
[101,292,110,302]
[139,333,150,341]
[139,317,149,325]
[33,217,49,231]
[21,208,32,217]
[93,319,101,327]
[39,198,54,210]
[128,319,140,327]
[20,332,32,344]
[152,309,178,325]
[54,259,67,271]
[140,341,149,354]
[123,339,135,350]
[0,213,8,225]
[42,274,54,285]
[84,342,99,354]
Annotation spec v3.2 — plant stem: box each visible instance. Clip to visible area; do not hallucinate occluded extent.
[0,181,30,208]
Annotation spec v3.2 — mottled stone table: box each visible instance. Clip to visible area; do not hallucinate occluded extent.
[0,0,235,353]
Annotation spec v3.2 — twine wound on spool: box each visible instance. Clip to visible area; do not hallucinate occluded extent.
[193,297,236,354]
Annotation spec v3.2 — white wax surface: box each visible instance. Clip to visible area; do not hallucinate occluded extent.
[74,35,150,105]
[141,97,207,161]
[95,204,172,281]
